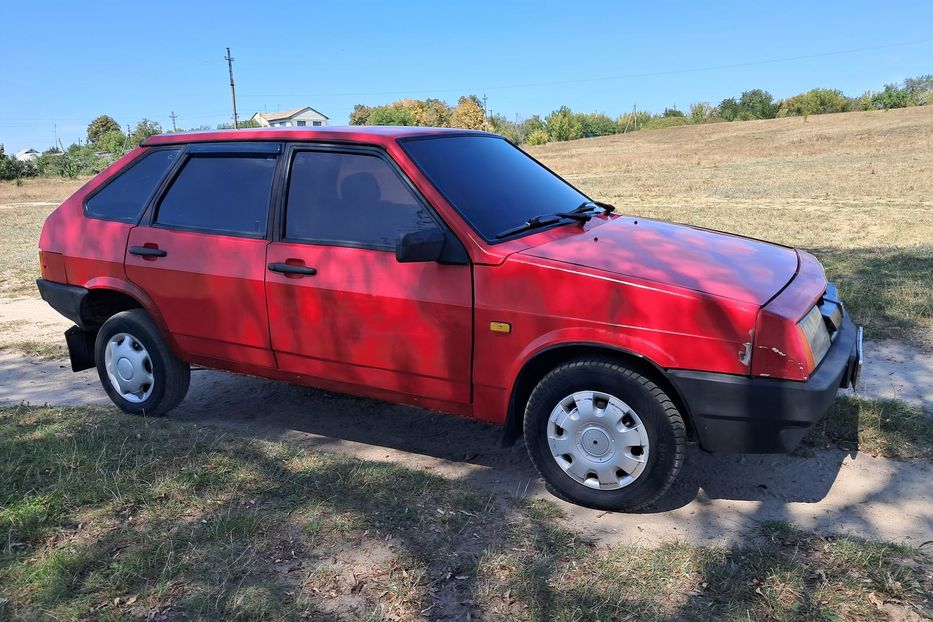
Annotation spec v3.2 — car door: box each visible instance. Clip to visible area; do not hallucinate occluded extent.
[125,143,280,368]
[265,145,473,408]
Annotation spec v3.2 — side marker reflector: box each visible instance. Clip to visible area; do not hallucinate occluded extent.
[490,321,511,334]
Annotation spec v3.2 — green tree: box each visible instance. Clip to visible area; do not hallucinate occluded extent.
[129,119,162,146]
[872,84,910,110]
[86,115,121,146]
[717,97,740,121]
[96,129,127,155]
[545,106,583,141]
[661,107,685,117]
[368,104,416,126]
[737,89,778,119]
[576,112,619,137]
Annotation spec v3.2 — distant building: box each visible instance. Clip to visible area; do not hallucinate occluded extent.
[250,107,329,128]
[14,148,40,162]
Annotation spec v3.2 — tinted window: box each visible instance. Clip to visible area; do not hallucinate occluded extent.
[285,151,436,249]
[401,136,587,241]
[156,155,276,236]
[85,149,180,223]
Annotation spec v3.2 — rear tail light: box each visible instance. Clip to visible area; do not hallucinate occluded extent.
[39,250,67,283]
[798,305,831,368]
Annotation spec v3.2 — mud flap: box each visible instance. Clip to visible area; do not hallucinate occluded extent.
[64,325,96,372]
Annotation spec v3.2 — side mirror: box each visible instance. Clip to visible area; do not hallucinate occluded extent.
[396,228,446,263]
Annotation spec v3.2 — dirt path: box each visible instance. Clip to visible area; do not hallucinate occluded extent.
[2,345,931,549]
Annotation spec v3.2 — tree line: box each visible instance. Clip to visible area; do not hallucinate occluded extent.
[349,75,933,146]
[2,75,930,181]
[0,116,260,181]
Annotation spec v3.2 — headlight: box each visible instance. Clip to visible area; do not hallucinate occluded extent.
[798,306,831,367]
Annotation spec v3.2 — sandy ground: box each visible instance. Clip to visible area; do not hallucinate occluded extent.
[2,297,931,549]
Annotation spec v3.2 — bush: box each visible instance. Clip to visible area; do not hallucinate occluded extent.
[871,84,910,110]
[525,129,549,145]
[576,112,619,137]
[661,107,685,117]
[643,116,692,130]
[779,88,852,118]
[689,102,717,123]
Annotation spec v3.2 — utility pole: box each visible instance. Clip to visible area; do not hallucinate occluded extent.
[225,47,239,129]
[481,93,488,125]
[169,111,178,132]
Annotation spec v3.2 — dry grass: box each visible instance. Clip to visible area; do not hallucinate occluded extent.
[530,106,933,345]
[0,176,87,205]
[1,406,930,621]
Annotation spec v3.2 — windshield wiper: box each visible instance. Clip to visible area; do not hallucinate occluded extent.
[553,200,617,222]
[495,214,562,239]
[495,200,617,239]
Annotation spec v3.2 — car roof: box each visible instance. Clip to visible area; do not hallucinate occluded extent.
[142,125,494,147]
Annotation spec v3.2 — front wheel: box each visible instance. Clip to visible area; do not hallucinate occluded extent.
[523,357,686,511]
[95,309,190,416]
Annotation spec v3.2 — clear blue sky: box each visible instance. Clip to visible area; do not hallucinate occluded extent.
[2,1,931,152]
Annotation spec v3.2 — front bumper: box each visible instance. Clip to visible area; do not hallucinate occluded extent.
[669,314,863,454]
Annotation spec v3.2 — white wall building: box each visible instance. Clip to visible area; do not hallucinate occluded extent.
[251,107,329,128]
[14,148,40,162]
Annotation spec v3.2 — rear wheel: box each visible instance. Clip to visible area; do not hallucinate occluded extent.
[523,356,686,511]
[95,310,190,416]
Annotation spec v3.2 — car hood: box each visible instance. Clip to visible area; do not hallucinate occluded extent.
[519,216,799,305]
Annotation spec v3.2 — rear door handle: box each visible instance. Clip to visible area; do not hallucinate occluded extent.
[268,262,317,276]
[129,246,167,258]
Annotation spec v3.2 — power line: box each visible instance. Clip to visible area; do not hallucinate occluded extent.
[247,36,933,99]
[225,47,239,129]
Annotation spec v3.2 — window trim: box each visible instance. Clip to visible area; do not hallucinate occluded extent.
[147,144,282,240]
[275,143,449,252]
[397,133,593,245]
[82,147,182,225]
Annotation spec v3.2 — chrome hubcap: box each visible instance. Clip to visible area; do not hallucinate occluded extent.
[547,391,649,490]
[104,332,154,403]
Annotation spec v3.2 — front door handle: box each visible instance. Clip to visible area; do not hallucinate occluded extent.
[129,246,167,258]
[268,262,317,276]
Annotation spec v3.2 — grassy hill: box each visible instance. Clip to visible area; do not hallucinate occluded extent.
[529,106,933,345]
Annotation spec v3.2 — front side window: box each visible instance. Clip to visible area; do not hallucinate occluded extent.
[401,135,588,241]
[284,151,436,249]
[85,148,180,223]
[155,154,276,236]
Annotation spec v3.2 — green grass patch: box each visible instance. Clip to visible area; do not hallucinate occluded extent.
[816,246,933,346]
[809,395,933,459]
[0,405,930,621]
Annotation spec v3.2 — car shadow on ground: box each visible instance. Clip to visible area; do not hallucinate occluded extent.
[169,368,851,513]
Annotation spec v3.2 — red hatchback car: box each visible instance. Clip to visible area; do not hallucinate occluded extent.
[37,127,863,511]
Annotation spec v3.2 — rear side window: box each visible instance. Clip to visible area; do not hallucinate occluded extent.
[85,148,180,223]
[284,151,436,249]
[155,154,277,237]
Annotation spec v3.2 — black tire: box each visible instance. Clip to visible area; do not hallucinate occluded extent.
[94,309,190,416]
[523,356,686,512]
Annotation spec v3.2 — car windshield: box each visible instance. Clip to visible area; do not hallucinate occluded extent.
[400,135,589,242]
